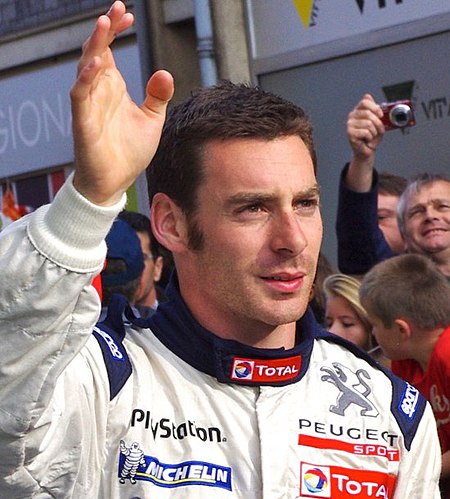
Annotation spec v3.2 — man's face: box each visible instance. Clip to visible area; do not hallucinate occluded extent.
[179,136,323,343]
[402,180,450,257]
[135,230,163,306]
[377,193,405,255]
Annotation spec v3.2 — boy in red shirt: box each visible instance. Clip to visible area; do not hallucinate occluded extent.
[359,253,450,497]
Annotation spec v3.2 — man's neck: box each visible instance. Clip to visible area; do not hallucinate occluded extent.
[137,288,158,309]
[433,259,450,280]
[416,250,450,279]
[184,301,298,349]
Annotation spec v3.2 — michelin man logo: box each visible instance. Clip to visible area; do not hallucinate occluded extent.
[320,362,379,417]
[119,440,146,484]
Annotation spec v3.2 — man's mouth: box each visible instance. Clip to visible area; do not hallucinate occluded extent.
[423,227,447,237]
[262,273,305,292]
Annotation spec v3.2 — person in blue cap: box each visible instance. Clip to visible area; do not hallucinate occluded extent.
[100,217,145,316]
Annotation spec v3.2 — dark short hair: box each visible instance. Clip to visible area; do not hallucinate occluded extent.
[147,80,316,220]
[378,172,407,197]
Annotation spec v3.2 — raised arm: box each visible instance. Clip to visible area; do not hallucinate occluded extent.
[0,3,173,495]
[336,94,395,274]
[71,0,174,206]
[345,93,384,192]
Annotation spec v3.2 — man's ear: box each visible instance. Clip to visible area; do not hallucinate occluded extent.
[394,318,413,340]
[150,193,189,253]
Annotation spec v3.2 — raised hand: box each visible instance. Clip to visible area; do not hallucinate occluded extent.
[347,93,384,160]
[345,94,385,191]
[71,1,174,206]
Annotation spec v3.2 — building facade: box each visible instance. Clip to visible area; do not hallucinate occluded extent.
[1,0,450,264]
[0,0,249,222]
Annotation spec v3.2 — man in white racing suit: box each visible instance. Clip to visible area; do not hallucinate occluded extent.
[0,2,442,498]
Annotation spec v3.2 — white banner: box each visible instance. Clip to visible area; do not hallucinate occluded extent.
[0,41,143,179]
[247,0,450,59]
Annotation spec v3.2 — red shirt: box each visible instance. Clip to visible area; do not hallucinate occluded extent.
[392,325,450,453]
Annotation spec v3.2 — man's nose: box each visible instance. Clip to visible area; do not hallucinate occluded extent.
[269,211,308,255]
[424,204,440,220]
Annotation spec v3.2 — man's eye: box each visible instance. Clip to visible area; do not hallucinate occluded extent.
[408,208,423,218]
[236,204,264,215]
[296,199,319,211]
[377,211,392,221]
[244,204,263,213]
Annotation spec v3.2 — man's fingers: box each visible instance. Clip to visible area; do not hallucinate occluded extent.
[142,70,175,118]
[348,105,385,138]
[71,56,102,117]
[77,3,133,76]
[356,95,383,119]
[349,126,374,145]
[112,12,134,36]
[72,2,134,121]
[102,1,132,42]
[348,118,378,141]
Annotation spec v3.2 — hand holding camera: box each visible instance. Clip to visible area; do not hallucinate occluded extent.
[346,93,416,193]
[347,94,416,162]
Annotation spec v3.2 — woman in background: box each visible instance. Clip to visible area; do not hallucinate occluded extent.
[323,273,376,354]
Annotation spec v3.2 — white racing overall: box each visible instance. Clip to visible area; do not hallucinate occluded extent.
[0,178,441,498]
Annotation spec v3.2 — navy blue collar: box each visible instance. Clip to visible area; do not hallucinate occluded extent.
[132,274,328,387]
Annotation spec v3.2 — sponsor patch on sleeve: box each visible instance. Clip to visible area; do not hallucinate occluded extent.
[398,383,420,420]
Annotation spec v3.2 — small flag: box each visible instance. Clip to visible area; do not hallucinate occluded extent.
[1,185,32,229]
